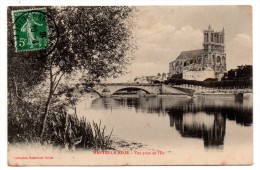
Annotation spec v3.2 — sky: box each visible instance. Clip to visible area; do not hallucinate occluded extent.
[107,6,252,83]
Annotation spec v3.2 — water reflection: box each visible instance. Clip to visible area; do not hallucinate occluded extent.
[90,95,252,149]
[169,111,226,148]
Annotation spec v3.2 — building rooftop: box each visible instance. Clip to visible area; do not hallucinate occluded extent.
[176,49,204,60]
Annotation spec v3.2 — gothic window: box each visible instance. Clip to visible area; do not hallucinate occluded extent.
[217,56,221,63]
[222,56,225,63]
[220,66,224,72]
[212,55,215,62]
[204,33,208,42]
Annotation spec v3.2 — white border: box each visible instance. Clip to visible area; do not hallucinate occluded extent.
[0,1,259,170]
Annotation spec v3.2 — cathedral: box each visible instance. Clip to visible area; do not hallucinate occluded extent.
[169,25,227,81]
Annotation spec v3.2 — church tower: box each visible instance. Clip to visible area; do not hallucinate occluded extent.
[203,25,226,77]
[203,25,225,53]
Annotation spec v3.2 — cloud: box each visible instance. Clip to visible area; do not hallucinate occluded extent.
[232,33,252,48]
[107,25,205,83]
[134,25,203,64]
[226,33,252,69]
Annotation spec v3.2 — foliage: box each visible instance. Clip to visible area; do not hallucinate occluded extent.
[8,100,44,143]
[226,65,252,80]
[8,6,135,147]
[170,73,182,79]
[43,6,136,79]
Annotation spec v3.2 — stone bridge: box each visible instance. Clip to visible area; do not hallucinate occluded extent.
[90,83,187,97]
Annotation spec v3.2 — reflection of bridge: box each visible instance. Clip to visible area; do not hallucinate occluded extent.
[91,83,188,97]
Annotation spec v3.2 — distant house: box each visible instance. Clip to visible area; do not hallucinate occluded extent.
[183,67,215,81]
[134,74,166,84]
[134,76,149,83]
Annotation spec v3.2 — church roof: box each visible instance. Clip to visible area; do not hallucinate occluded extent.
[176,49,204,60]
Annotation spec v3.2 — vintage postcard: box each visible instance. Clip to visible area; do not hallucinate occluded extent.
[7,6,253,165]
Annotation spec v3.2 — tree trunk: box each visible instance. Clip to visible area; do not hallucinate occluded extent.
[40,65,65,142]
[40,65,54,141]
[40,88,53,141]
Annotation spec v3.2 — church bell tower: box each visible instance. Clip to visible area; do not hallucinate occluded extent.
[203,25,225,53]
[203,25,226,76]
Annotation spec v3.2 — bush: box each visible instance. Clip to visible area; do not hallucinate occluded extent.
[170,73,182,79]
[8,100,43,143]
[44,111,113,149]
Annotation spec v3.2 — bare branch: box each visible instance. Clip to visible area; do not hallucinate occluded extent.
[52,72,66,94]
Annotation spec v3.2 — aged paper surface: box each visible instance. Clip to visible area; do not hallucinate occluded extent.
[8,6,253,166]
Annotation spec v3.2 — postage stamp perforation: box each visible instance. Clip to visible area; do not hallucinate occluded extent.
[12,7,49,53]
[11,7,47,27]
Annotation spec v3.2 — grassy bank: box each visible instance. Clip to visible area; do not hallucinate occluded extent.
[8,95,114,150]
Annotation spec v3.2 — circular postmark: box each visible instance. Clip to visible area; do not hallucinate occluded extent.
[13,8,59,57]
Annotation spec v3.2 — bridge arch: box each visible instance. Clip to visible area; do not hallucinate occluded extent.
[112,87,151,95]
[85,88,102,97]
[91,83,162,97]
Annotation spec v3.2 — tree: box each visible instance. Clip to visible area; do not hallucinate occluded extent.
[8,7,136,141]
[162,73,166,80]
[42,7,136,140]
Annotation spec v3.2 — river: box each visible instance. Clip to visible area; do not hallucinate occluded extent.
[76,95,252,153]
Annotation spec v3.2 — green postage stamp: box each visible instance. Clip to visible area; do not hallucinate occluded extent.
[12,8,49,52]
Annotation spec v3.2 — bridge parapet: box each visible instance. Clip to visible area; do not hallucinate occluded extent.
[91,83,162,97]
[97,83,161,86]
